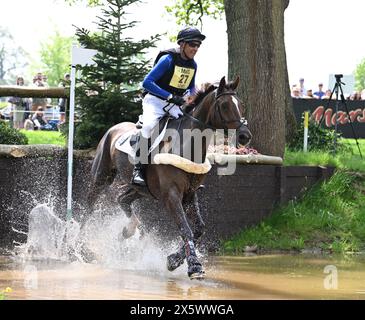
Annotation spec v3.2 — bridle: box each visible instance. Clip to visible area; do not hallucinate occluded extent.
[182,90,248,131]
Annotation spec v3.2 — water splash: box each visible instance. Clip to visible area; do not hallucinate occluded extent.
[13,200,185,276]
[15,204,75,261]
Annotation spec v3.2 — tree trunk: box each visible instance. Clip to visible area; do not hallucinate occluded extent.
[224,0,294,157]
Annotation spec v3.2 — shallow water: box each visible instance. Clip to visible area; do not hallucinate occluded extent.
[2,204,364,300]
[1,254,365,300]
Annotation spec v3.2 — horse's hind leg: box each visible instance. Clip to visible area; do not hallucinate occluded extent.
[164,189,204,279]
[117,188,138,218]
[117,189,142,239]
[167,192,205,272]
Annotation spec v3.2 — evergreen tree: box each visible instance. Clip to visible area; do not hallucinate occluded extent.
[72,0,160,148]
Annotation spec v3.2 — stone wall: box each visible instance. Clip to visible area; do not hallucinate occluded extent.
[0,145,334,251]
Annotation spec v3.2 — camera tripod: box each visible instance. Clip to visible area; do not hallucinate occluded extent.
[318,74,362,158]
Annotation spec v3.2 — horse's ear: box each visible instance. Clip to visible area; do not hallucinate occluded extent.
[217,76,226,96]
[230,76,240,91]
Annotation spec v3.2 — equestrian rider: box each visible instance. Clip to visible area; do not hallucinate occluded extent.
[131,27,206,186]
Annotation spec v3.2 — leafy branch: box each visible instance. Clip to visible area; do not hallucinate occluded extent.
[165,0,224,28]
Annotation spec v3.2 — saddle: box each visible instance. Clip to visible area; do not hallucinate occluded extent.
[115,115,212,174]
[115,115,172,158]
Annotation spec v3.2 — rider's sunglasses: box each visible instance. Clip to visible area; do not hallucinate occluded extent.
[187,41,201,48]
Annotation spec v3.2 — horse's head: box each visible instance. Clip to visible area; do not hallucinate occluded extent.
[203,76,252,148]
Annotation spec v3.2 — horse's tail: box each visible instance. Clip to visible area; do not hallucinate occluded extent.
[91,128,113,187]
[87,128,115,209]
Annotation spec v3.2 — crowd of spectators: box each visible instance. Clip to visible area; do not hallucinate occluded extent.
[291,77,365,100]
[0,72,69,131]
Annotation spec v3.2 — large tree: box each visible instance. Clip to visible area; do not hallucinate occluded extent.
[167,0,295,157]
[224,0,293,157]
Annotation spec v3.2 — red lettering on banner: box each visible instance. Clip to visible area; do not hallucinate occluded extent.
[349,109,363,123]
[324,109,333,127]
[312,106,324,123]
[310,106,365,126]
[359,109,365,123]
[331,111,349,125]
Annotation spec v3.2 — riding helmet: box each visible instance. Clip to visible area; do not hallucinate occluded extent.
[177,27,206,44]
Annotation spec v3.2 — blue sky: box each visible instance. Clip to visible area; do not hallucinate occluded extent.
[2,0,365,92]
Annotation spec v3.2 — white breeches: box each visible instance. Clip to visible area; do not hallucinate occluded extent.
[141,94,170,139]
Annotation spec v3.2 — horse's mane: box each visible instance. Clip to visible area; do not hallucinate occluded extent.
[184,83,217,114]
[184,79,238,114]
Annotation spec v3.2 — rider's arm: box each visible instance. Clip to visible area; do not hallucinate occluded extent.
[142,54,173,100]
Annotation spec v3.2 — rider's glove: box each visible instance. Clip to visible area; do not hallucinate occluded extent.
[167,94,186,106]
[166,105,183,119]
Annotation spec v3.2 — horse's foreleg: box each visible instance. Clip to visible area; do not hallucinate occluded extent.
[165,190,204,279]
[186,193,205,242]
[167,193,205,273]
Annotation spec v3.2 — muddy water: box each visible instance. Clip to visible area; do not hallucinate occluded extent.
[1,254,364,300]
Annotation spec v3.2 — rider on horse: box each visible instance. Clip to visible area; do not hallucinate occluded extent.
[131,27,206,186]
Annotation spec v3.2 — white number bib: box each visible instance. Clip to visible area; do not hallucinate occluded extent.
[169,66,195,90]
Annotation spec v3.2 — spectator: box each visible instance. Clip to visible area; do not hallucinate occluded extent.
[8,76,30,129]
[305,89,315,99]
[298,78,306,97]
[291,85,301,98]
[31,106,52,130]
[348,91,361,100]
[31,72,48,112]
[23,115,34,130]
[313,83,325,99]
[322,89,333,100]
[58,73,70,125]
[361,89,365,100]
[0,103,13,123]
[42,74,49,87]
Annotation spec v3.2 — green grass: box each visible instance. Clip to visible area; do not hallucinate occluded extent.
[222,170,365,255]
[0,101,8,109]
[284,138,365,172]
[223,138,365,255]
[20,130,66,146]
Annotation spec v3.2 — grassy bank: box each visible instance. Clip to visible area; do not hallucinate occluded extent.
[223,138,365,255]
[20,130,66,146]
[222,170,365,254]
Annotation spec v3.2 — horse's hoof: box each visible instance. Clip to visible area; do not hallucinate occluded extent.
[189,270,205,280]
[187,256,204,279]
[167,253,185,272]
[122,226,135,239]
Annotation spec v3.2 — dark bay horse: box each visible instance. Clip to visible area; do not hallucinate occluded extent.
[88,76,252,279]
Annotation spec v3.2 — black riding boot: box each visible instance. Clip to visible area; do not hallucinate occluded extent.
[131,134,146,186]
[132,162,145,186]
